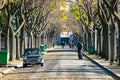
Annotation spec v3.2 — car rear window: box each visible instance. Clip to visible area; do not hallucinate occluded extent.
[24,49,40,55]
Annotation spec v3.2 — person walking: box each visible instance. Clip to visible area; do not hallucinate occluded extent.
[77,42,83,59]
[53,42,55,48]
[61,41,65,48]
[69,42,72,49]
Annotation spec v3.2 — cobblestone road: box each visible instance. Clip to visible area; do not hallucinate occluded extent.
[0,46,115,80]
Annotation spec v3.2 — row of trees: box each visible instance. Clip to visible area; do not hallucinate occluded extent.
[1,0,120,67]
[0,0,61,61]
[68,0,120,66]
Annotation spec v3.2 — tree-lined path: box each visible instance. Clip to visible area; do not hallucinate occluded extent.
[0,46,114,80]
[0,0,120,80]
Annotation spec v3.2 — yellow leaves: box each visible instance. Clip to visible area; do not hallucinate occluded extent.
[84,20,88,26]
[39,12,44,17]
[77,0,84,6]
[56,2,60,9]
[61,0,67,8]
[4,0,8,5]
[61,14,67,20]
[60,10,67,20]
[70,4,79,14]
[70,4,81,20]
[50,8,54,13]
[4,0,16,5]
[50,1,60,13]
[82,13,87,19]
[9,0,16,3]
[75,14,80,20]
[49,1,55,11]
[90,21,94,27]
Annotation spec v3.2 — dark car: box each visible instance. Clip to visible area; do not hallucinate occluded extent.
[23,48,44,67]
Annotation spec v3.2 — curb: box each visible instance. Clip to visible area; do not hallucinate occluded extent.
[15,62,23,68]
[2,67,15,74]
[0,62,23,75]
[83,53,120,80]
[0,72,2,76]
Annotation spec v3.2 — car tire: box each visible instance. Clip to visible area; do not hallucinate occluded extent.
[40,63,43,67]
[23,64,27,67]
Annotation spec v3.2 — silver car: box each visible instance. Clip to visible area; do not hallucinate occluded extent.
[23,48,44,67]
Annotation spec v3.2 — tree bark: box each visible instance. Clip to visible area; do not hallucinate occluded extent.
[102,23,110,60]
[118,31,120,66]
[9,31,15,61]
[35,35,37,48]
[31,35,33,48]
[5,28,10,52]
[97,28,102,56]
[84,33,88,50]
[37,36,40,48]
[16,35,20,60]
[93,30,96,53]
[110,24,116,65]
[88,32,92,46]
[117,22,120,66]
[20,27,24,57]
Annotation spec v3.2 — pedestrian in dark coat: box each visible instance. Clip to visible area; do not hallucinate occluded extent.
[77,42,83,59]
[61,41,65,48]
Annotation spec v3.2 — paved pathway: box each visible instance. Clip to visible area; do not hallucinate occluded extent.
[0,45,118,80]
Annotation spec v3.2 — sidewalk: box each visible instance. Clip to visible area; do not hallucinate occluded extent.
[0,59,23,76]
[83,52,120,80]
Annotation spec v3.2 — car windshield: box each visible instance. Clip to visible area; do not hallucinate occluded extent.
[25,49,40,55]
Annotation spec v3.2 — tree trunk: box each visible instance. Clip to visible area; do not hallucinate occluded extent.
[31,36,33,48]
[27,36,30,48]
[117,22,120,66]
[93,31,96,53]
[5,28,10,52]
[97,29,102,56]
[16,35,20,60]
[84,33,88,50]
[20,36,24,57]
[20,28,24,57]
[9,32,15,61]
[109,15,116,65]
[36,36,40,48]
[102,23,110,60]
[88,31,92,48]
[110,24,116,65]
[118,31,120,66]
[35,36,37,48]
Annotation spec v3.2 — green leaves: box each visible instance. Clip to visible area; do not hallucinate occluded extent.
[70,4,78,13]
[0,11,7,27]
[70,4,81,20]
[84,20,88,26]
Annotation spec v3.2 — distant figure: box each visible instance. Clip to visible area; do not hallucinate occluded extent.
[61,41,65,48]
[72,43,74,49]
[69,42,72,49]
[53,42,55,48]
[77,42,83,59]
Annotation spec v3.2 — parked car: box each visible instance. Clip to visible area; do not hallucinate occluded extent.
[23,48,44,67]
